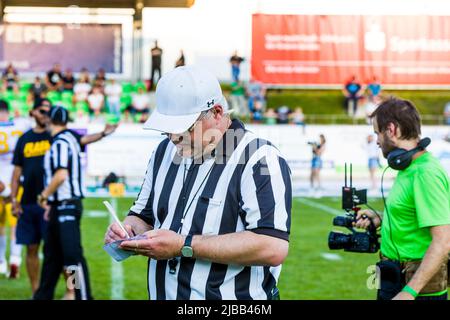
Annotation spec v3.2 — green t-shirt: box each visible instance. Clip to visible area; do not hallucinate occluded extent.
[231,82,245,96]
[381,152,450,261]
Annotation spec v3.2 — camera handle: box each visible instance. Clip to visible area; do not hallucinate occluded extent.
[347,207,378,235]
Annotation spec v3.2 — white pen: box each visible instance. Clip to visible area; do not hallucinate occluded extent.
[103,200,131,239]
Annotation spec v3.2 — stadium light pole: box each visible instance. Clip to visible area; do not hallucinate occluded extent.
[132,0,145,82]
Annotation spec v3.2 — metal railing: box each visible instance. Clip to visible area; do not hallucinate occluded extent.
[303,114,446,125]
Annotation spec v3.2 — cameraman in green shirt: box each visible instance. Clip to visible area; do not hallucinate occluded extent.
[355,97,450,300]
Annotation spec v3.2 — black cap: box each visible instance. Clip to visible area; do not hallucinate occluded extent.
[49,106,69,125]
[33,98,52,109]
[0,99,9,112]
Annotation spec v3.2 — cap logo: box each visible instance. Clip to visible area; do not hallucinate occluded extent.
[206,99,215,108]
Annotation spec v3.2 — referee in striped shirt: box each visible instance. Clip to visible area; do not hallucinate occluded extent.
[34,106,110,300]
[105,66,292,300]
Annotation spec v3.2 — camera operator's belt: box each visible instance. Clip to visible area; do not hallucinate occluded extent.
[380,254,449,294]
[379,253,415,268]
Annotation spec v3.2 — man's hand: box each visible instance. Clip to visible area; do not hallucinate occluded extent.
[12,200,23,218]
[392,291,415,300]
[38,191,51,220]
[43,205,51,221]
[103,124,118,137]
[119,229,184,260]
[104,222,134,244]
[353,209,381,229]
[37,193,48,209]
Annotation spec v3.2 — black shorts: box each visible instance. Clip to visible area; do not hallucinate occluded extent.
[16,204,48,245]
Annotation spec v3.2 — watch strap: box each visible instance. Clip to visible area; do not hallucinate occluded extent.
[184,234,193,248]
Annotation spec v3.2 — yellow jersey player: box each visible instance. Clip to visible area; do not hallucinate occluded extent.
[0,99,30,278]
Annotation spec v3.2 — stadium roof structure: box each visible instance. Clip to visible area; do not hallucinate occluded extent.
[0,0,194,26]
[1,0,194,9]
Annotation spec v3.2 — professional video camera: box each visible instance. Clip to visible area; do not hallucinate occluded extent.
[328,163,380,253]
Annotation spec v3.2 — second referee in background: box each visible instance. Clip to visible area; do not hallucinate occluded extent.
[33,106,102,300]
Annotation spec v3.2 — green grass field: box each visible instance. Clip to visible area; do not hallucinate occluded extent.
[0,196,445,300]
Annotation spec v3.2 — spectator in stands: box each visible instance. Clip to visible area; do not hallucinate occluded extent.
[80,67,91,84]
[229,50,244,82]
[104,79,122,117]
[367,76,382,101]
[247,79,266,114]
[343,75,363,117]
[310,134,326,193]
[150,40,163,89]
[73,76,92,105]
[291,107,306,134]
[28,77,48,105]
[264,108,277,125]
[126,86,150,123]
[94,68,107,89]
[87,85,105,118]
[175,50,185,68]
[229,81,248,117]
[2,63,19,93]
[444,101,450,125]
[46,63,63,91]
[250,99,264,123]
[61,69,76,92]
[276,105,291,124]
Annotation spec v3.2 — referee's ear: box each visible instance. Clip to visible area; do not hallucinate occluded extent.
[212,105,224,118]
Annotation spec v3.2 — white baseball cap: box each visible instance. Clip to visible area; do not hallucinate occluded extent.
[144,65,229,134]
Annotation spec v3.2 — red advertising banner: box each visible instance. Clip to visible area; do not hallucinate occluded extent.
[252,14,450,86]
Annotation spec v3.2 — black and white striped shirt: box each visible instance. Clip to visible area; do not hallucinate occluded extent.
[44,129,85,202]
[128,119,292,300]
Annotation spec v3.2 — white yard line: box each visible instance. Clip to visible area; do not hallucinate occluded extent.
[85,204,125,299]
[109,198,125,300]
[84,210,108,218]
[297,198,345,262]
[320,253,343,261]
[296,198,343,216]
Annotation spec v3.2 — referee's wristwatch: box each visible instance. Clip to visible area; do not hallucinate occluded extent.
[181,234,194,258]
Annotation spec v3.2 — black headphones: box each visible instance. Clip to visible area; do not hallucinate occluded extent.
[387,137,431,170]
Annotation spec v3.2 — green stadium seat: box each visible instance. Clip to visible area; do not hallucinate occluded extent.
[105,114,121,125]
[120,93,132,106]
[58,101,74,112]
[19,102,31,116]
[19,81,32,91]
[120,102,128,112]
[20,86,31,94]
[121,82,133,93]
[1,90,15,102]
[61,91,73,101]
[75,101,90,115]
[17,91,28,102]
[46,91,61,104]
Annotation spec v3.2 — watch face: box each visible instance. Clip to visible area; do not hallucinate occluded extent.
[181,246,193,258]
